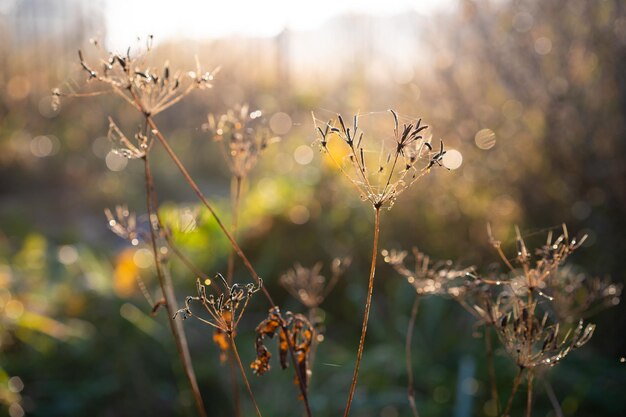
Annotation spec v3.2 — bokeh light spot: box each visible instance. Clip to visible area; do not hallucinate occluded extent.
[442,149,463,170]
[289,205,310,224]
[534,37,552,55]
[270,112,292,135]
[133,248,153,268]
[8,403,24,417]
[475,129,496,150]
[513,12,534,32]
[294,145,314,165]
[8,376,24,393]
[30,135,59,158]
[105,150,128,171]
[5,299,24,320]
[92,136,111,158]
[7,76,31,100]
[58,245,79,265]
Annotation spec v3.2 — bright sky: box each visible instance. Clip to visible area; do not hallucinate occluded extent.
[105,0,449,48]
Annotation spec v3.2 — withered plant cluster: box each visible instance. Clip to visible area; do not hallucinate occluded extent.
[58,37,621,417]
[386,224,622,417]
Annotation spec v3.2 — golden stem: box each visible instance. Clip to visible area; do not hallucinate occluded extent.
[343,207,381,417]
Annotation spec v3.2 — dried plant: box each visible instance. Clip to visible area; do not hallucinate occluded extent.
[315,110,444,210]
[387,224,617,417]
[60,33,619,417]
[280,257,351,309]
[383,247,472,297]
[279,257,351,379]
[251,307,314,396]
[483,225,601,417]
[55,36,215,116]
[204,104,279,180]
[313,110,449,417]
[203,103,280,416]
[496,301,595,370]
[57,37,222,416]
[175,275,263,417]
[175,274,261,332]
[488,224,586,294]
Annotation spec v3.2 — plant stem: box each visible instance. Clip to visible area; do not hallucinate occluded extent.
[308,308,320,376]
[485,326,500,415]
[406,295,420,417]
[143,156,207,417]
[343,207,381,417]
[526,369,534,417]
[148,117,269,301]
[502,367,524,417]
[227,175,244,417]
[229,333,263,417]
[229,351,242,417]
[227,175,243,285]
[148,117,312,416]
[541,375,563,417]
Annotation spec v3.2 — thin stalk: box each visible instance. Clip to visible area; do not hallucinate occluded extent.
[502,367,524,417]
[143,156,207,417]
[229,351,242,417]
[308,307,319,372]
[526,370,534,417]
[227,175,244,417]
[147,117,312,417]
[485,326,500,415]
[229,333,263,417]
[541,375,563,417]
[227,175,243,285]
[406,295,420,417]
[148,117,269,301]
[343,207,381,417]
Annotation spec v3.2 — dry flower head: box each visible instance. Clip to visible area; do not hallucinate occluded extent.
[383,247,472,297]
[54,36,216,116]
[204,104,279,179]
[314,110,449,209]
[174,274,262,334]
[495,300,595,369]
[488,224,587,294]
[280,257,351,309]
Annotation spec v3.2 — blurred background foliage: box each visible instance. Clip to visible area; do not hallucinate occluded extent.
[1,0,625,416]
